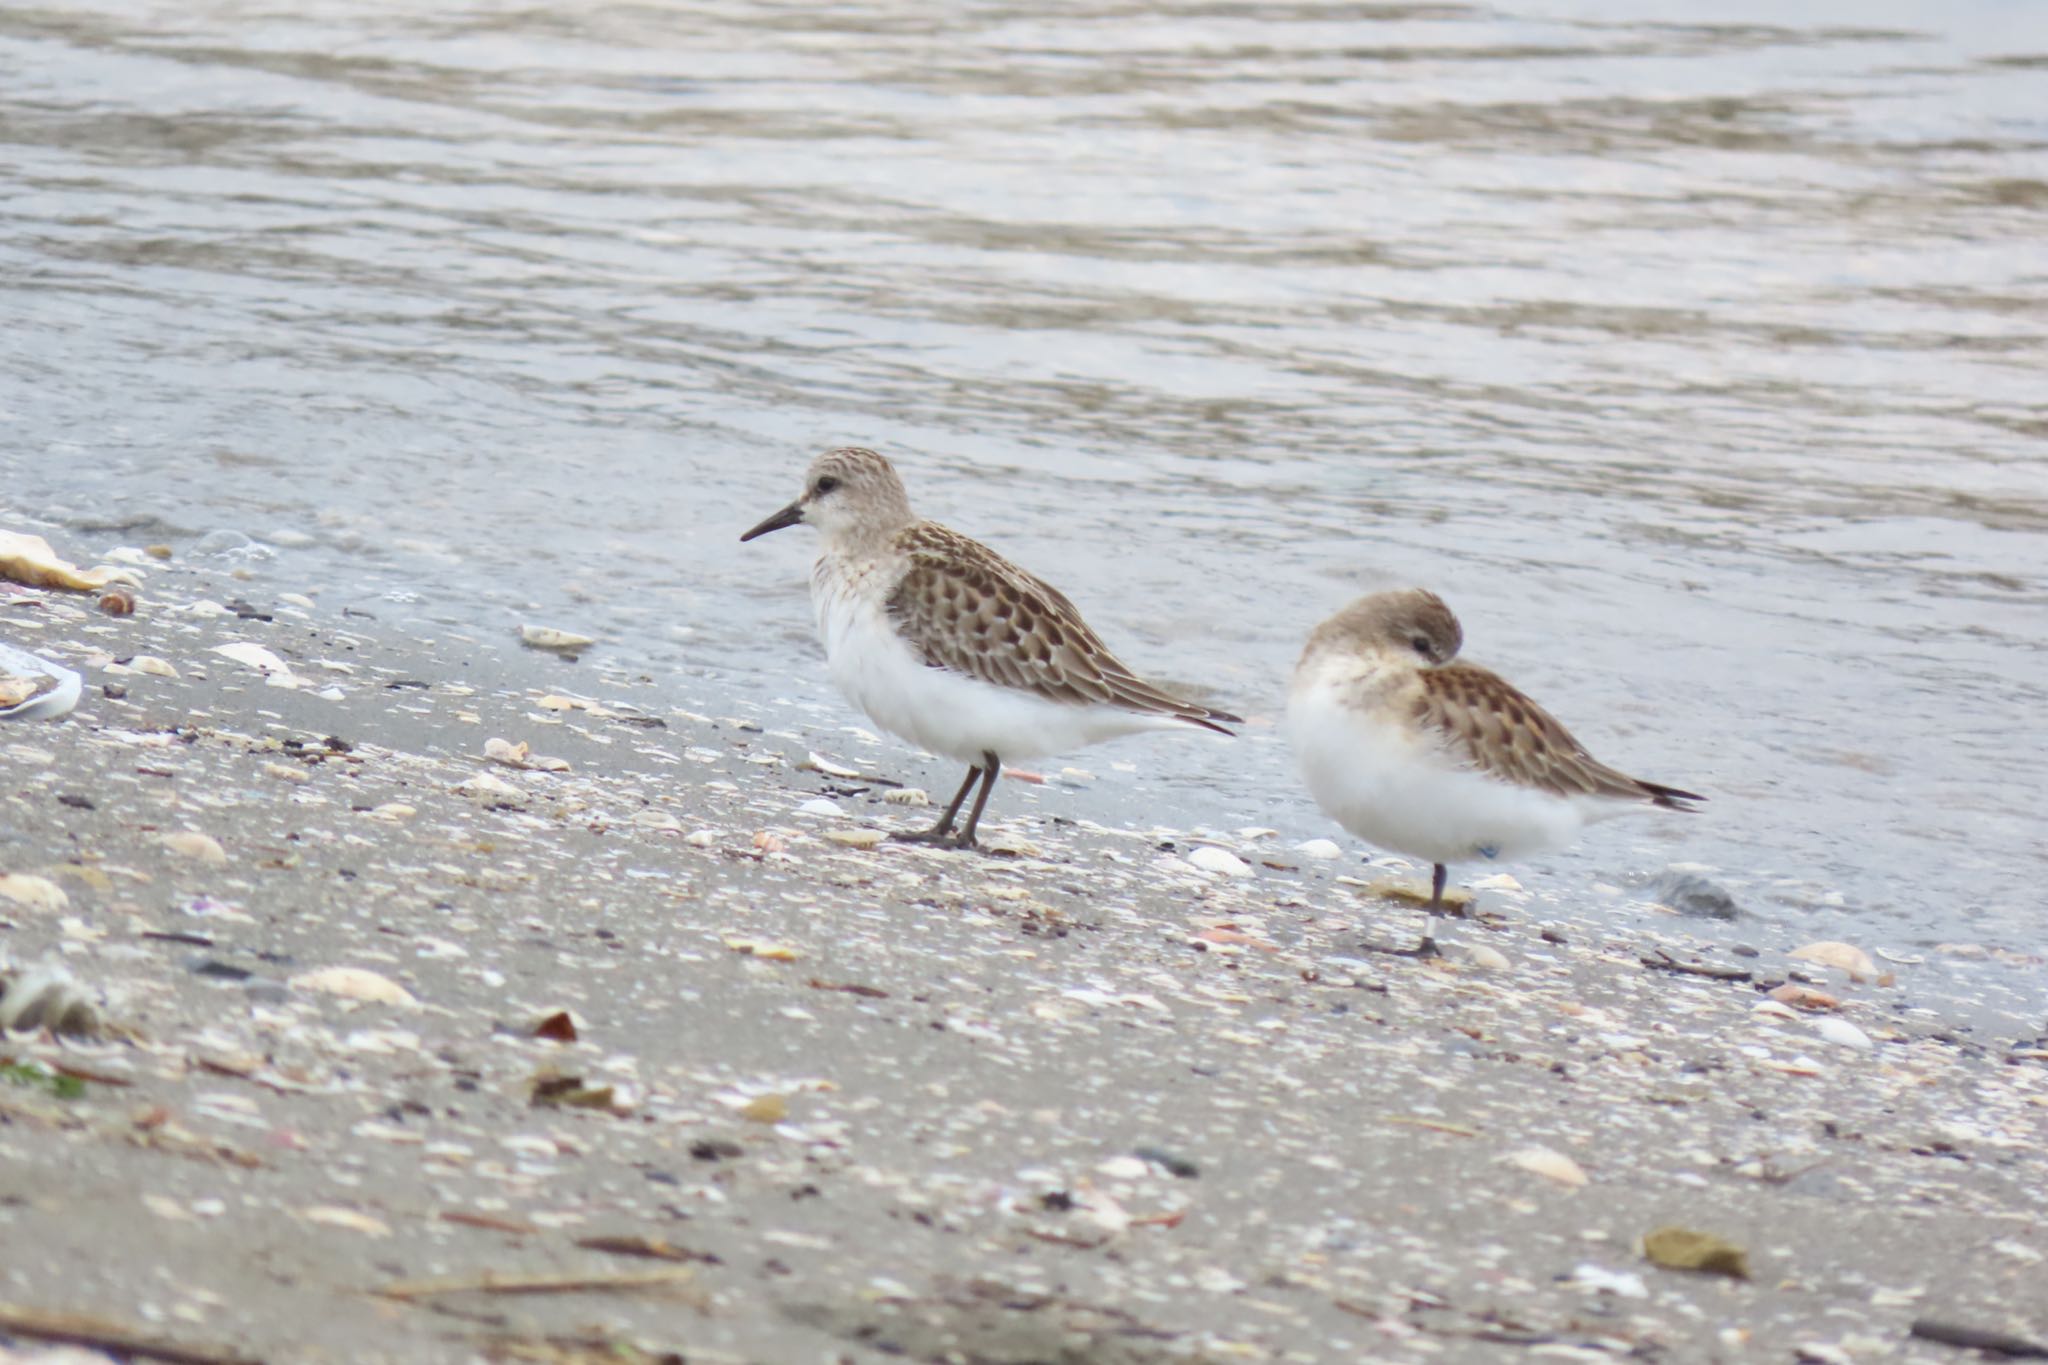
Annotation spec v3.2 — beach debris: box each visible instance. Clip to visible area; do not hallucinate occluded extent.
[0,530,140,592]
[377,1266,696,1301]
[456,771,524,803]
[0,1303,260,1365]
[289,966,419,1008]
[1639,949,1751,982]
[800,751,864,779]
[1361,876,1475,911]
[574,1234,719,1264]
[1642,1226,1750,1279]
[98,585,138,616]
[808,978,888,999]
[724,937,798,961]
[530,1068,618,1111]
[159,831,229,865]
[1133,1147,1201,1179]
[210,641,300,687]
[484,737,568,772]
[520,625,595,653]
[0,642,83,722]
[0,965,102,1037]
[1461,943,1511,972]
[1769,984,1840,1011]
[0,874,70,915]
[301,1205,392,1238]
[531,1009,581,1043]
[1815,1017,1874,1050]
[1647,869,1739,919]
[1187,846,1252,878]
[1504,1147,1588,1187]
[739,1093,788,1124]
[1908,1318,2048,1358]
[485,737,530,766]
[1386,1116,1479,1138]
[1789,940,1882,984]
[1569,1263,1650,1298]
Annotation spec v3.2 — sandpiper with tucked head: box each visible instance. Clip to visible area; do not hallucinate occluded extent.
[742,447,1240,849]
[1288,588,1702,957]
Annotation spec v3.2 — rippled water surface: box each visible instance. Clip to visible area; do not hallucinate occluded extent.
[5,0,2046,1007]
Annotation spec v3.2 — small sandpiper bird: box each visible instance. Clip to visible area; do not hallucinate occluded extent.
[1288,588,1702,957]
[741,447,1240,848]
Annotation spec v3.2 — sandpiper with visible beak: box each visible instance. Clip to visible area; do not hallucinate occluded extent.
[742,447,1239,849]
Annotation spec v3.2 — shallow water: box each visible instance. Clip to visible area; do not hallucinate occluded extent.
[4,0,2045,1010]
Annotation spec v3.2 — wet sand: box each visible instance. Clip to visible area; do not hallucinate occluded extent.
[2,558,2046,1364]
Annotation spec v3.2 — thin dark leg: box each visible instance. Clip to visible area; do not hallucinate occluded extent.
[1414,863,1447,959]
[951,752,1001,848]
[1361,861,1447,960]
[889,766,979,844]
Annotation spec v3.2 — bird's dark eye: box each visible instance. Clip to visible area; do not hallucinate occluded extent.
[813,476,840,495]
[1411,635,1432,656]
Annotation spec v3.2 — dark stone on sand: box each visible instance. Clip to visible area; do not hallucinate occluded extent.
[1651,870,1740,920]
[1134,1146,1201,1179]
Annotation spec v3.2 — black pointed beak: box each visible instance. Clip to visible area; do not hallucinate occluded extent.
[740,501,804,542]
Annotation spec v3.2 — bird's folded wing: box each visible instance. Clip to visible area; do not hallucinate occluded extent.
[1414,664,1668,802]
[885,523,1236,727]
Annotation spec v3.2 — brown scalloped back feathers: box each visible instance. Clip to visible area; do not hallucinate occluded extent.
[884,523,1238,733]
[1414,663,1702,809]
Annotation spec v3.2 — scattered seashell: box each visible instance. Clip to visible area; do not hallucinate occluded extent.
[1642,1226,1749,1279]
[1096,1155,1151,1181]
[212,640,300,686]
[368,803,416,821]
[1187,846,1252,878]
[484,738,531,768]
[127,655,181,678]
[1504,1146,1588,1187]
[0,874,70,914]
[883,788,930,807]
[0,643,83,722]
[290,966,420,1008]
[520,625,595,653]
[0,530,141,591]
[301,1206,392,1238]
[684,830,718,848]
[1815,1017,1873,1050]
[826,829,885,849]
[739,1093,789,1124]
[456,772,523,802]
[800,751,863,779]
[1461,943,1511,972]
[160,831,229,865]
[1570,1263,1649,1298]
[98,585,137,616]
[1789,940,1879,983]
[1768,984,1840,1012]
[1294,838,1343,860]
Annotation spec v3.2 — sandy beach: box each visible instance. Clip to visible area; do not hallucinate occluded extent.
[0,548,2043,1365]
